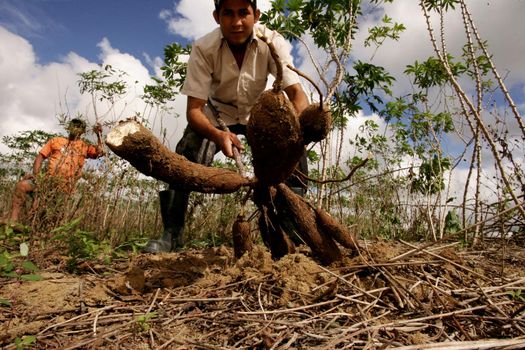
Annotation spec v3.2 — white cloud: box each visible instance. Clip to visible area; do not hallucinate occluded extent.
[0,26,187,155]
[160,0,273,41]
[352,0,525,95]
[0,26,88,147]
[161,1,216,40]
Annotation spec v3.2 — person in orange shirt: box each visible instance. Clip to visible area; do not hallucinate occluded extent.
[7,118,104,223]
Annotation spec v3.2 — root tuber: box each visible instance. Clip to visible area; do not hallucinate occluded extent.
[105,119,253,193]
[232,214,253,259]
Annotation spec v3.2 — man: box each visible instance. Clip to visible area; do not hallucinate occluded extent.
[144,0,309,253]
[7,118,104,223]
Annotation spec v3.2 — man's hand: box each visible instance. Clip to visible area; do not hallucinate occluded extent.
[92,123,105,157]
[213,130,244,158]
[22,173,35,181]
[93,123,103,137]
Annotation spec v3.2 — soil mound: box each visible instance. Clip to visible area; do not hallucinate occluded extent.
[1,240,525,349]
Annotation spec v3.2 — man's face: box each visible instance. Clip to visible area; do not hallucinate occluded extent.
[214,0,260,47]
[67,123,85,138]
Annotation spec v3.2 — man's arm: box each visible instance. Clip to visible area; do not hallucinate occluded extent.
[93,123,105,157]
[284,83,309,115]
[22,153,45,180]
[187,96,243,158]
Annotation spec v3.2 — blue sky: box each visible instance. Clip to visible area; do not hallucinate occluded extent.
[0,0,187,68]
[0,0,523,203]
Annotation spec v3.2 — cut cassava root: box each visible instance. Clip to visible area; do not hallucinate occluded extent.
[105,119,253,193]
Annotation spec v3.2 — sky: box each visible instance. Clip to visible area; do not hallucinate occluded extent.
[0,0,524,202]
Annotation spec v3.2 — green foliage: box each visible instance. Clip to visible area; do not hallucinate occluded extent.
[422,0,461,12]
[405,55,466,89]
[77,64,128,102]
[14,336,36,350]
[365,15,406,48]
[343,61,395,113]
[161,43,191,88]
[143,43,191,106]
[0,252,15,277]
[0,224,42,281]
[339,171,410,240]
[444,210,462,234]
[135,312,157,332]
[507,289,525,303]
[259,0,307,41]
[351,119,388,156]
[381,94,454,165]
[411,155,451,195]
[0,251,42,282]
[0,130,57,174]
[461,41,494,90]
[261,0,360,48]
[51,217,115,271]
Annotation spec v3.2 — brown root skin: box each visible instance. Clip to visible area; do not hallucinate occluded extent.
[314,207,359,252]
[232,215,253,259]
[106,120,253,193]
[285,64,332,143]
[300,103,332,144]
[248,90,304,186]
[276,184,342,265]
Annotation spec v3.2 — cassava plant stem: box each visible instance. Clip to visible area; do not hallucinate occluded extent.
[286,64,324,108]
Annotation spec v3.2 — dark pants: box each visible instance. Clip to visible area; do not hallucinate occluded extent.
[168,125,309,227]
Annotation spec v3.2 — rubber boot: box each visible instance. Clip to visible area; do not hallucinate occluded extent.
[143,190,187,253]
[170,190,189,250]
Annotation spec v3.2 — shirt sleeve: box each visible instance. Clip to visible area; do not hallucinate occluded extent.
[39,138,55,159]
[86,144,100,159]
[180,44,214,101]
[269,31,301,89]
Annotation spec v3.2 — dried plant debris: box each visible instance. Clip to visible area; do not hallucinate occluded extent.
[1,241,525,349]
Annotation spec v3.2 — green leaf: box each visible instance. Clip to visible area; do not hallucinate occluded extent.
[21,335,36,345]
[21,261,39,272]
[20,274,43,281]
[0,253,9,266]
[15,335,36,349]
[0,298,11,307]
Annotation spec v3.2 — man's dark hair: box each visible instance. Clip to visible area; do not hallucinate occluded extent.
[214,0,256,12]
[68,118,87,130]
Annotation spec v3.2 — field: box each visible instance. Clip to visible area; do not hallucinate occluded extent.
[2,233,525,349]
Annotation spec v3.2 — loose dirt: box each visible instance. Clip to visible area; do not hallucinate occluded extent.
[1,240,525,349]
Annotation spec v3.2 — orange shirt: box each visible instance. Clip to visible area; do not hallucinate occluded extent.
[39,137,101,181]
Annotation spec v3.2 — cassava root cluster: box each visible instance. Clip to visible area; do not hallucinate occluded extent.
[245,31,356,265]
